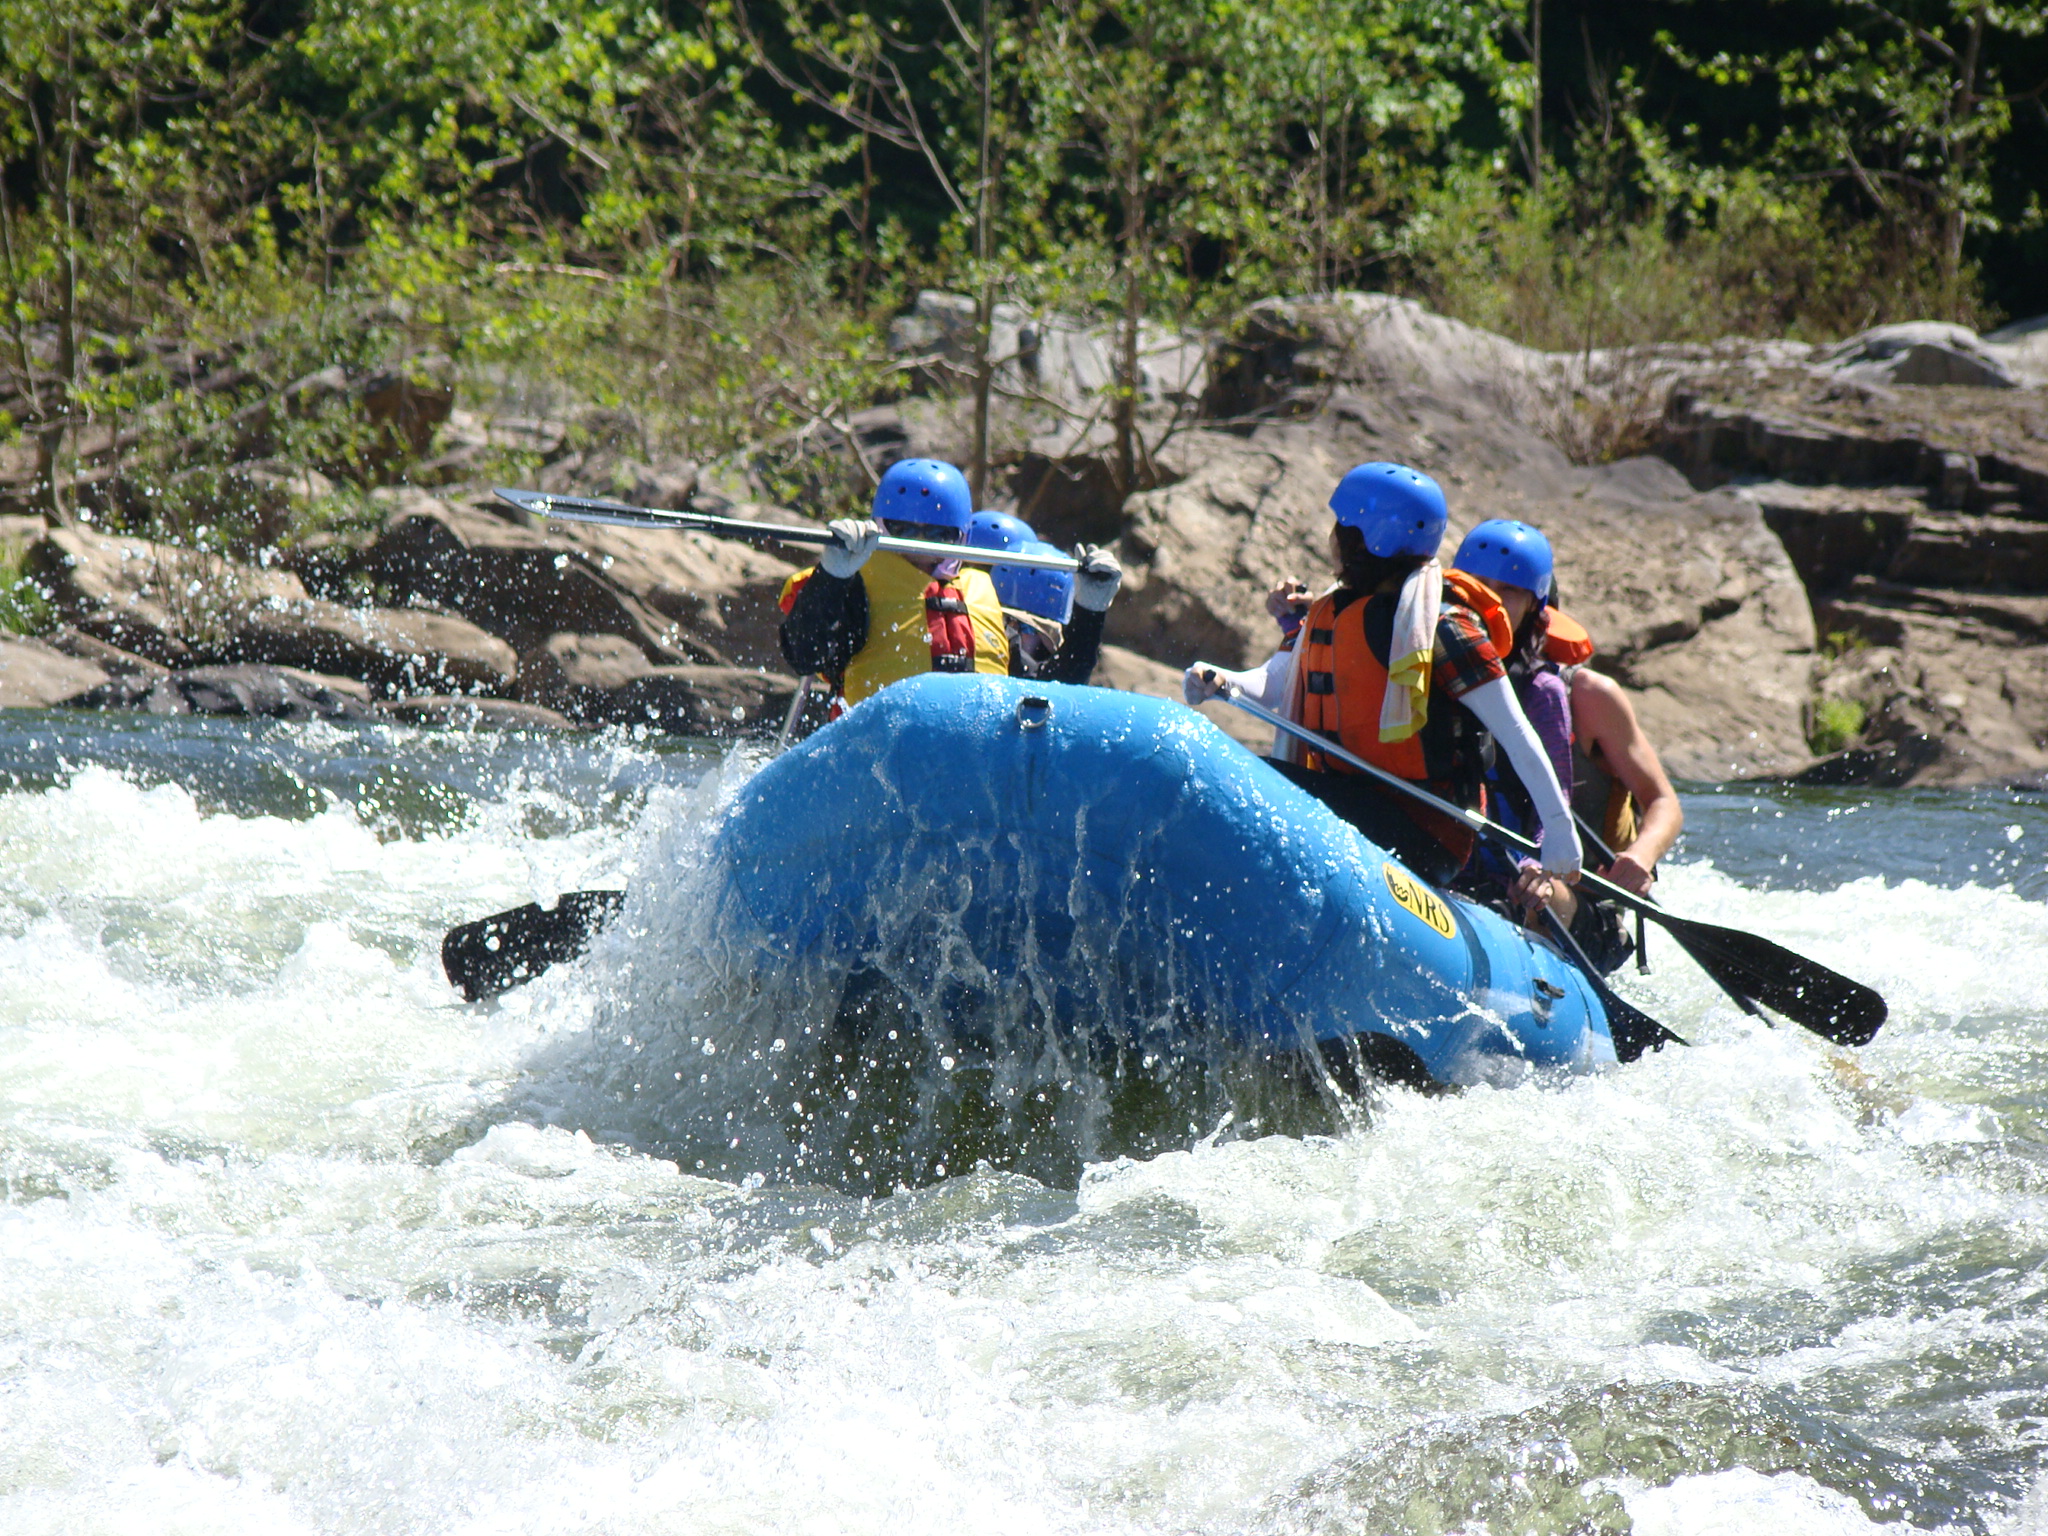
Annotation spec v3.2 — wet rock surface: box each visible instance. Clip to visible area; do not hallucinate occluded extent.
[517,631,796,734]
[334,491,795,668]
[27,525,517,692]
[1653,345,2048,785]
[0,635,111,708]
[73,663,384,722]
[379,695,580,731]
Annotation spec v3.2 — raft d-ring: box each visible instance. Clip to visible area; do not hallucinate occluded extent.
[1017,695,1052,731]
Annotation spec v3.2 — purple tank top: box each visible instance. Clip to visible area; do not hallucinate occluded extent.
[1513,664,1574,798]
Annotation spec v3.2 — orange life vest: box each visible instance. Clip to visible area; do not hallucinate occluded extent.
[1543,607,1595,666]
[1296,568,1513,783]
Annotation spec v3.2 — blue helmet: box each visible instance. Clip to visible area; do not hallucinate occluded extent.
[965,509,1034,553]
[1328,462,1448,557]
[1453,518,1554,601]
[992,541,1074,626]
[874,458,973,531]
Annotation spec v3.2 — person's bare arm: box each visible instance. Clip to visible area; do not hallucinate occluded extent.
[1570,669,1683,894]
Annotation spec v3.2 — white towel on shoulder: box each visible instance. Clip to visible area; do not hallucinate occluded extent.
[1378,559,1441,742]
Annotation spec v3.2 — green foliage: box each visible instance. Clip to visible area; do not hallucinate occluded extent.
[1404,78,1987,351]
[1659,0,2046,287]
[1808,696,1869,755]
[0,544,51,635]
[1821,628,1870,661]
[0,0,2036,550]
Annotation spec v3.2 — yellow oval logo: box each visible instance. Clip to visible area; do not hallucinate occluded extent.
[1383,862,1457,939]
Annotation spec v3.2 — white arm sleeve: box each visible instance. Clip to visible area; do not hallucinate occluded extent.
[1459,675,1582,874]
[1184,649,1291,710]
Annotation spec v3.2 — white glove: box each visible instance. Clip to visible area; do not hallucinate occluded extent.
[1072,543,1123,612]
[1182,664,1228,706]
[819,518,883,579]
[1538,818,1583,878]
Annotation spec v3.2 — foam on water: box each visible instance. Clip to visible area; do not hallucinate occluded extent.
[3,725,2045,1533]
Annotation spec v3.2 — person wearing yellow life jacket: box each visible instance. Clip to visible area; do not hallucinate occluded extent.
[778,459,1009,706]
[1181,463,1581,888]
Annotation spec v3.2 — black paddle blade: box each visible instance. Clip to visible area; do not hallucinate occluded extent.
[1660,917,1886,1046]
[1603,987,1688,1064]
[441,889,626,1002]
[1539,907,1685,1064]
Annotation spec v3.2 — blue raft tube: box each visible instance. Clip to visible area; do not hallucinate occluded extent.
[707,673,1617,1090]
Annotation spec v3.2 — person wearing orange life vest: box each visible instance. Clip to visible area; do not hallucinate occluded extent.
[778,459,1009,705]
[1182,462,1581,888]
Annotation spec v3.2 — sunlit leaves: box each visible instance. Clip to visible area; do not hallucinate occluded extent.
[1658,0,2042,275]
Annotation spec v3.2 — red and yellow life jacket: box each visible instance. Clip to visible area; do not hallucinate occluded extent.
[1295,568,1513,782]
[778,551,1007,706]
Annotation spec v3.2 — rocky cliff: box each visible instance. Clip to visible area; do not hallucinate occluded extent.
[5,294,2043,786]
[965,295,2047,785]
[1654,323,2048,785]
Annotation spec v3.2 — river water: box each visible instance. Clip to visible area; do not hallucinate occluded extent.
[2,708,2046,1536]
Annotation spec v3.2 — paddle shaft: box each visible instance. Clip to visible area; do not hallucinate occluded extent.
[775,675,816,750]
[1220,683,1885,1044]
[494,489,1081,573]
[1222,685,1659,915]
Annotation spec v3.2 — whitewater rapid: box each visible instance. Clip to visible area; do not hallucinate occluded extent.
[3,712,2046,1534]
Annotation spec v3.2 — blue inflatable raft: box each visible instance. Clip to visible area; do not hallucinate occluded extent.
[709,673,1616,1087]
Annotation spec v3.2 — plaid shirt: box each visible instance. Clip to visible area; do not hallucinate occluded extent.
[1432,603,1507,699]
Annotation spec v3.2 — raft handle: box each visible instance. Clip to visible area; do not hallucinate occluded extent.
[1017,695,1052,731]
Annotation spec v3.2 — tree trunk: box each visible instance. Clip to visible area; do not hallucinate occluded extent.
[852,83,876,315]
[0,173,43,446]
[1115,172,1143,501]
[970,0,995,502]
[48,49,82,527]
[1940,7,1985,295]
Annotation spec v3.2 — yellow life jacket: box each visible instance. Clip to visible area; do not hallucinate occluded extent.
[839,551,1008,705]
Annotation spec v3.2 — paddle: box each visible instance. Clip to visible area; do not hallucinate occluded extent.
[494,488,1081,571]
[1215,683,1887,1047]
[1539,906,1686,1063]
[442,889,626,1002]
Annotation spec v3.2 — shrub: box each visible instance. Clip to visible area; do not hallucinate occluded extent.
[0,546,52,636]
[1808,696,1868,755]
[1403,160,1988,354]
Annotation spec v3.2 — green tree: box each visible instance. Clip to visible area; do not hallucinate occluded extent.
[0,0,287,520]
[1662,0,2048,295]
